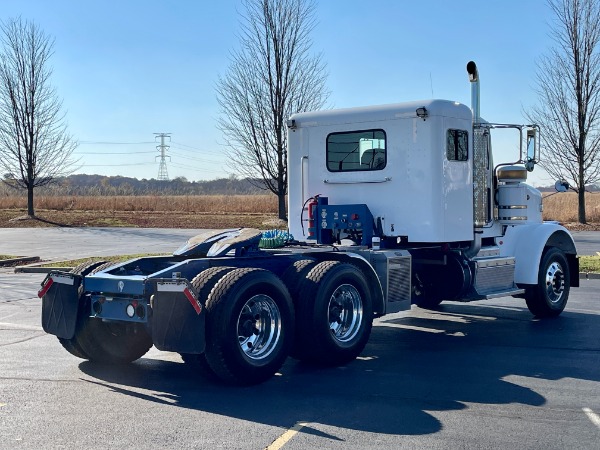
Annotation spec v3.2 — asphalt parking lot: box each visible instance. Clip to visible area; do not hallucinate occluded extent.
[0,228,599,449]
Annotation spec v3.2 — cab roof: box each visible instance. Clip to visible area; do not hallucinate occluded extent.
[289,99,472,128]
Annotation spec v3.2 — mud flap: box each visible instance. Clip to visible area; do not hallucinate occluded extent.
[150,279,205,354]
[39,273,81,339]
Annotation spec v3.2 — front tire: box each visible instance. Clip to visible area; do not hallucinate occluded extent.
[292,261,373,365]
[525,247,571,317]
[203,268,294,385]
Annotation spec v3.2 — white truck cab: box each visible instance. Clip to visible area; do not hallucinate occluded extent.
[287,61,578,316]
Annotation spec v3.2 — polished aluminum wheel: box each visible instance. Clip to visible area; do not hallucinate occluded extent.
[237,294,281,360]
[328,283,363,343]
[545,261,565,304]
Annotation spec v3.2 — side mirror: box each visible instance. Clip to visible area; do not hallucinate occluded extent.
[554,179,569,193]
[526,129,537,167]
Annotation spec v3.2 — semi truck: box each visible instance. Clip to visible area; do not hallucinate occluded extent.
[39,61,578,385]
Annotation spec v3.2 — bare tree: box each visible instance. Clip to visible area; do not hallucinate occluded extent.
[527,0,600,223]
[217,0,328,220]
[0,17,77,217]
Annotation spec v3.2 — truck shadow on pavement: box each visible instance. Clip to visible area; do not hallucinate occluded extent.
[78,302,600,440]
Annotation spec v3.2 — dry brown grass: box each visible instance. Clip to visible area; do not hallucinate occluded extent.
[0,195,278,214]
[0,194,281,229]
[0,192,598,229]
[542,192,600,223]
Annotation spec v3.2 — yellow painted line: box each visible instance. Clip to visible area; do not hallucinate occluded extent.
[265,422,309,450]
[583,408,600,429]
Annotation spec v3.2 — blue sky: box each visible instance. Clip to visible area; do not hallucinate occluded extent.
[2,0,557,185]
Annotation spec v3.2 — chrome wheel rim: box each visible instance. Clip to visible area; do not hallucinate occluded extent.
[545,261,565,304]
[328,284,363,342]
[237,294,281,360]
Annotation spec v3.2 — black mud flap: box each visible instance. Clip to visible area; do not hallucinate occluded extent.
[39,272,81,339]
[150,279,205,354]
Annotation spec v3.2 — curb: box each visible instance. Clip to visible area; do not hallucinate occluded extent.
[8,257,73,274]
[580,272,600,280]
[14,266,73,274]
[0,256,40,267]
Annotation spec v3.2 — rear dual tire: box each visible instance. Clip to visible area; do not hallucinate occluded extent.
[202,268,295,385]
[58,260,107,359]
[287,261,373,365]
[59,260,152,364]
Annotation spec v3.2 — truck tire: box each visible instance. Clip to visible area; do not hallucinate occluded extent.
[89,261,115,275]
[65,258,153,364]
[293,261,373,365]
[57,260,108,359]
[281,259,316,300]
[525,247,571,317]
[203,268,294,385]
[414,293,443,309]
[180,266,235,379]
[281,259,317,359]
[76,319,152,364]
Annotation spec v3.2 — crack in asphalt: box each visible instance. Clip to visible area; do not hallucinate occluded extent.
[0,332,46,347]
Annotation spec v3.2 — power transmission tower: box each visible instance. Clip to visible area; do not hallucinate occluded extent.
[154,133,171,180]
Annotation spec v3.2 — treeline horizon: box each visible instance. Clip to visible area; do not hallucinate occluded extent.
[0,174,269,196]
[1,173,598,197]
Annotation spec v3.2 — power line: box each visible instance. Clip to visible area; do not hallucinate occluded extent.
[79,141,155,145]
[83,162,155,167]
[169,150,222,164]
[170,162,225,173]
[76,151,156,155]
[170,142,225,156]
[170,141,204,151]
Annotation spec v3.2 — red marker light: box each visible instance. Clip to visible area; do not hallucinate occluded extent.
[184,288,202,315]
[351,213,359,220]
[38,278,54,298]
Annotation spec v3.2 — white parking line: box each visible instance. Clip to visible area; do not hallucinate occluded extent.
[0,322,44,331]
[583,408,600,429]
[265,422,309,450]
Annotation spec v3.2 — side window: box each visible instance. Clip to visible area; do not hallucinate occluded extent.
[327,129,386,172]
[447,129,469,161]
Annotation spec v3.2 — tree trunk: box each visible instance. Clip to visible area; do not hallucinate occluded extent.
[277,191,287,221]
[578,165,586,223]
[578,188,586,223]
[27,183,35,217]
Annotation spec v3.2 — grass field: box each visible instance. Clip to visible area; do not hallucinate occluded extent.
[0,194,278,213]
[0,192,598,217]
[542,192,600,223]
[0,195,281,228]
[0,192,598,229]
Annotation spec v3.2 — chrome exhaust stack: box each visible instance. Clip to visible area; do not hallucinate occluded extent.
[466,61,480,124]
